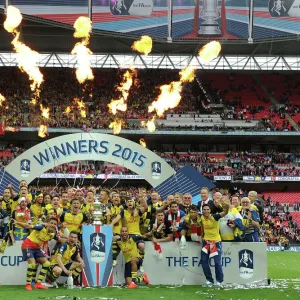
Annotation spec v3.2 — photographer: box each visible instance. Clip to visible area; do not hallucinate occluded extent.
[239,197,260,242]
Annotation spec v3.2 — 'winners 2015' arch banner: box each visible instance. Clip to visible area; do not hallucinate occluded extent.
[1,133,175,192]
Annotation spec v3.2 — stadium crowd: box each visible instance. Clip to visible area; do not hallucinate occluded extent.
[1,179,300,289]
[0,68,300,131]
[1,146,300,178]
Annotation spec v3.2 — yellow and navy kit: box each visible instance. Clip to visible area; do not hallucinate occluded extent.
[110,204,124,234]
[60,202,71,212]
[183,214,202,237]
[29,203,45,225]
[1,198,13,215]
[119,209,143,235]
[141,205,157,233]
[81,203,94,215]
[50,242,79,266]
[116,236,141,263]
[22,224,58,249]
[201,214,222,242]
[60,211,88,233]
[45,204,63,216]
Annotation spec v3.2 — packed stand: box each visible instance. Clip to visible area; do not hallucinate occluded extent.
[0,68,196,129]
[261,194,300,246]
[1,68,300,131]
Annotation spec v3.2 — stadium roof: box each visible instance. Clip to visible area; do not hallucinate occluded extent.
[1,9,300,57]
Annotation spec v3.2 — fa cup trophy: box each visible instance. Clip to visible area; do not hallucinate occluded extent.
[198,0,221,36]
[92,195,107,225]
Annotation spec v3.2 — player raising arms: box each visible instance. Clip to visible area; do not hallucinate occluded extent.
[111,196,148,268]
[113,227,150,288]
[14,217,63,290]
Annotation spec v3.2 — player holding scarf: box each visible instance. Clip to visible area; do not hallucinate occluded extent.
[201,196,230,287]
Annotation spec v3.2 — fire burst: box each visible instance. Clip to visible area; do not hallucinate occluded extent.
[148,67,195,117]
[4,6,22,33]
[74,98,86,118]
[40,104,50,119]
[0,94,6,106]
[108,69,136,114]
[38,125,48,138]
[73,16,92,40]
[141,116,156,132]
[4,6,44,92]
[131,35,153,56]
[64,106,71,114]
[198,41,221,64]
[109,119,123,135]
[139,138,146,148]
[72,16,94,84]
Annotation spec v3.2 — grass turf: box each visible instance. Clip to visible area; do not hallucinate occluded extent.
[1,252,300,300]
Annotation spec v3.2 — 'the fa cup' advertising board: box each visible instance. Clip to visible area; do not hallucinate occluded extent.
[113,242,268,285]
[0,239,267,285]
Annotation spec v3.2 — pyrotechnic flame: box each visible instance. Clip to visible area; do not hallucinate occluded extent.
[71,42,94,84]
[108,99,127,115]
[139,138,146,147]
[74,98,85,110]
[148,67,195,117]
[38,124,48,138]
[73,16,92,40]
[80,110,86,118]
[74,98,86,118]
[72,16,94,84]
[131,35,153,56]
[30,98,37,105]
[0,94,6,106]
[40,104,50,119]
[11,33,44,91]
[4,6,22,33]
[6,126,16,132]
[198,41,221,64]
[109,119,123,135]
[64,106,71,114]
[108,69,136,114]
[141,116,156,132]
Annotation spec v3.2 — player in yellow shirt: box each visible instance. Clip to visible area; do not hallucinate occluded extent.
[201,197,230,287]
[0,188,14,216]
[114,227,150,288]
[47,231,84,286]
[181,205,202,242]
[111,196,148,271]
[45,196,63,216]
[29,193,45,225]
[15,218,62,290]
[60,198,88,235]
[60,192,71,212]
[81,190,95,218]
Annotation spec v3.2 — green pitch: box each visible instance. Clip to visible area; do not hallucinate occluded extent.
[1,252,300,300]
